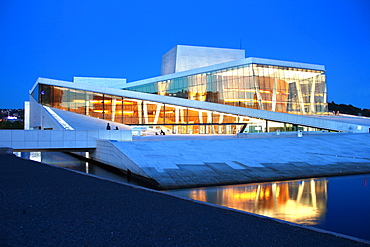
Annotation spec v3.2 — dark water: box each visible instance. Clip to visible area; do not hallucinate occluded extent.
[16,152,370,242]
[14,151,142,186]
[167,175,370,242]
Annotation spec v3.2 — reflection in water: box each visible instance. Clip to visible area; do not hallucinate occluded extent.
[14,152,139,186]
[14,152,370,241]
[169,176,370,241]
[171,179,328,225]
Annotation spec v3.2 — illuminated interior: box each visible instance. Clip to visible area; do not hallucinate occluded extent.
[29,49,330,134]
[34,84,323,134]
[126,64,327,115]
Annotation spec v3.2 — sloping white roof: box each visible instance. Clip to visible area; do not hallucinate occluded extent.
[32,77,370,133]
[50,107,132,130]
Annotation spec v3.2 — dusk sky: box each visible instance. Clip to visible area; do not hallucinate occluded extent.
[1,0,369,109]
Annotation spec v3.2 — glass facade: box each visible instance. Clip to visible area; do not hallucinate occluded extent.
[33,84,324,134]
[31,57,328,134]
[125,63,327,115]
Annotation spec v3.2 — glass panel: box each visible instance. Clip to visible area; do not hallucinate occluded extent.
[40,84,52,106]
[69,89,86,114]
[164,105,176,124]
[31,85,39,102]
[88,92,104,119]
[123,98,141,125]
[52,86,67,109]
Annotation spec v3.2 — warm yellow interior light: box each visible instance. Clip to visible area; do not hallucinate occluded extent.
[72,100,86,103]
[89,100,103,103]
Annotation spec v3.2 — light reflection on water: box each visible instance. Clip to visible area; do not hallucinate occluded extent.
[168,175,370,241]
[170,179,328,225]
[15,152,370,241]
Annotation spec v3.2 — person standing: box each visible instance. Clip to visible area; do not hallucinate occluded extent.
[106,123,111,130]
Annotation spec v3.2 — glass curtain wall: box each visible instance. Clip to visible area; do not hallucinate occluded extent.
[33,84,263,134]
[126,64,327,115]
[34,84,325,134]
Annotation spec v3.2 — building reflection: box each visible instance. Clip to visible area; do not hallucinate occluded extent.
[174,179,328,225]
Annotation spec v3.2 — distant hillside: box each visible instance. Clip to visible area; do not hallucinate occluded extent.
[328,102,370,117]
[0,121,24,129]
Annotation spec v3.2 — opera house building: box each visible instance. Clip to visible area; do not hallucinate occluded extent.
[6,44,367,190]
[27,45,368,134]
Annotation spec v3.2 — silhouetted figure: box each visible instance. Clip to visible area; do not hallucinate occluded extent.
[160,130,165,135]
[115,126,119,130]
[106,123,111,130]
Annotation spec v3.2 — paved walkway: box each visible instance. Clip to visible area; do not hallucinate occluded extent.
[1,154,369,246]
[112,133,370,189]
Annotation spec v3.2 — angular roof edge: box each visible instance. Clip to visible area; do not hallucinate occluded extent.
[33,77,370,133]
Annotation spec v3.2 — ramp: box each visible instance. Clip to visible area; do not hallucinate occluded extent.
[92,133,370,189]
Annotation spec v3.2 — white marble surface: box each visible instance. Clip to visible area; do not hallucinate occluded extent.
[119,133,370,170]
[103,133,370,188]
[0,130,132,150]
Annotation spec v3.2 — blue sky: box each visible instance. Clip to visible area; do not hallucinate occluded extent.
[1,0,369,109]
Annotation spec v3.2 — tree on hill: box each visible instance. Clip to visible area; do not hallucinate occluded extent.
[0,120,24,129]
[328,102,370,117]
